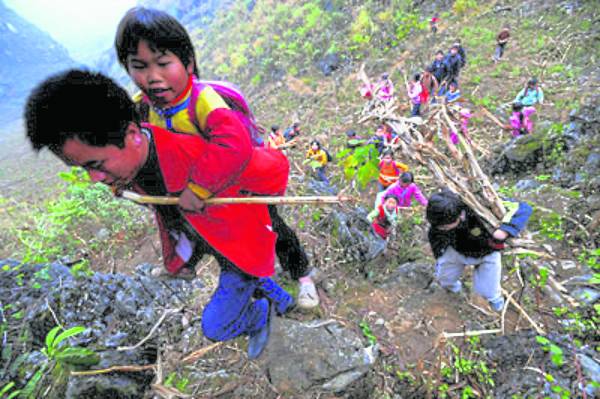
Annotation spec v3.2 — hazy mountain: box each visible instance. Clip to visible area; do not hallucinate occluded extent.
[0,0,78,130]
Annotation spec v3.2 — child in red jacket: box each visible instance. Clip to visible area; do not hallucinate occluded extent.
[25,70,293,359]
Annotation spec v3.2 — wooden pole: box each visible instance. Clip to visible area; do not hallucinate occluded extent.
[121,191,355,206]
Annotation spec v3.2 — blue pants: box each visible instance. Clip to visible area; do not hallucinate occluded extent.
[201,263,268,341]
[202,262,292,341]
[411,103,421,116]
[317,167,329,184]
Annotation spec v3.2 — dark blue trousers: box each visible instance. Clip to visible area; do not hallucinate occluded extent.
[202,262,292,341]
[202,263,267,341]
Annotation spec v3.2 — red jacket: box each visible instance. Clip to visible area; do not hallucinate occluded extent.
[138,115,289,278]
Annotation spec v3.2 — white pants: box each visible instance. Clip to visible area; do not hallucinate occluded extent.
[435,246,502,302]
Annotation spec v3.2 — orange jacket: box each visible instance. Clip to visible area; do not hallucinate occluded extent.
[378,161,408,187]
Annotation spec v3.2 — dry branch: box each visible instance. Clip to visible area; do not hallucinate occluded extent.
[502,288,546,335]
[181,342,223,364]
[441,329,502,339]
[117,308,182,351]
[71,364,155,376]
[481,107,510,130]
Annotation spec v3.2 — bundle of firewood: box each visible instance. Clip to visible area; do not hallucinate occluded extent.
[361,101,506,228]
[359,100,577,307]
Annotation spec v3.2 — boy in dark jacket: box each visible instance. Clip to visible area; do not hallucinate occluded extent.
[444,46,463,85]
[426,190,532,312]
[454,40,467,68]
[430,50,448,93]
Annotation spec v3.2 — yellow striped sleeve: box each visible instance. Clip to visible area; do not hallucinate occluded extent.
[195,86,230,131]
[132,91,144,104]
[501,200,519,224]
[187,182,213,200]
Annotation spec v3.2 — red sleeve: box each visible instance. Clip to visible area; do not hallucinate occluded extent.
[188,108,252,196]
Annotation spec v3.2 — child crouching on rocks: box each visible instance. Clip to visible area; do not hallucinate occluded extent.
[426,190,532,312]
[368,193,400,240]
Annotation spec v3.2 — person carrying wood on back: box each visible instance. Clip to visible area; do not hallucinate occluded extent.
[426,189,532,312]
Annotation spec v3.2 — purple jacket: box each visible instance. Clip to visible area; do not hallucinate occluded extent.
[510,106,535,137]
[381,182,428,207]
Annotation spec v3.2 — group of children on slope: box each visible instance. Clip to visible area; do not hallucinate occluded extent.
[407,43,466,117]
[22,7,535,361]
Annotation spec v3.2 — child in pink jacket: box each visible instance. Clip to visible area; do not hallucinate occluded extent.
[381,172,428,208]
[510,102,535,137]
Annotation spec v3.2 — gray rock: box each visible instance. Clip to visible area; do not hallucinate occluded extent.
[263,319,377,393]
[95,228,111,241]
[317,52,342,76]
[559,260,577,271]
[570,288,600,305]
[65,375,146,399]
[589,176,600,189]
[493,132,561,174]
[577,354,600,396]
[585,153,600,170]
[320,208,386,262]
[515,179,541,191]
[586,194,600,211]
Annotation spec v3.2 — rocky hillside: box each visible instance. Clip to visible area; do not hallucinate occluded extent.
[0,0,78,129]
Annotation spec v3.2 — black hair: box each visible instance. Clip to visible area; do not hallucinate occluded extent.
[115,7,199,76]
[512,102,525,125]
[426,189,464,226]
[414,73,421,81]
[400,172,414,184]
[425,66,434,73]
[512,102,524,112]
[25,69,139,154]
[384,193,399,203]
[310,140,321,149]
[381,73,389,79]
[436,50,444,55]
[293,122,300,128]
[379,123,391,132]
[528,77,538,85]
[382,149,394,157]
[449,81,459,89]
[271,125,279,133]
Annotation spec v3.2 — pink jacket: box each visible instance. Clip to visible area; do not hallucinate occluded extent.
[451,108,473,144]
[510,106,535,137]
[408,82,423,104]
[381,182,428,207]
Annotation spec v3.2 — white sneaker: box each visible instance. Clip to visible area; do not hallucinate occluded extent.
[297,280,320,309]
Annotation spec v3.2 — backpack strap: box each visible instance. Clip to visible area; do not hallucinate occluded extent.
[187,79,205,135]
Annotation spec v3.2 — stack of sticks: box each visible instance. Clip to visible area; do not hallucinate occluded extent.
[361,101,506,229]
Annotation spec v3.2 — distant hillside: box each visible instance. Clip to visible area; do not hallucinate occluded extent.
[0,0,78,130]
